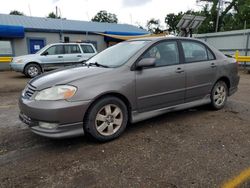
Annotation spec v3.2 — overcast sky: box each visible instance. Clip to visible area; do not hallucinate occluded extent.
[0,0,200,27]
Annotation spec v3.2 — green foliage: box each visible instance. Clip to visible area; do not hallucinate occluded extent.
[165,0,250,34]
[47,12,61,19]
[165,12,183,34]
[9,10,24,16]
[146,19,164,34]
[91,10,118,23]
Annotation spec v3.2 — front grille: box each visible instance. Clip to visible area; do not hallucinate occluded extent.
[23,84,37,99]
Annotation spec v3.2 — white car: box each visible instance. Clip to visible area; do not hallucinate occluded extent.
[10,43,97,77]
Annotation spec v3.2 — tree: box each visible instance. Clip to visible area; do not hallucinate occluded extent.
[9,10,24,16]
[47,12,61,19]
[91,10,118,23]
[146,19,164,34]
[231,0,250,30]
[164,0,250,34]
[165,12,183,34]
[197,0,239,32]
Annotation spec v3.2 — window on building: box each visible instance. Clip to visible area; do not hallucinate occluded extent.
[64,36,70,43]
[81,44,95,53]
[0,41,13,55]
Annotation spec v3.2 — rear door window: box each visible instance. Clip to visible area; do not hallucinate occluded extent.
[181,41,209,63]
[81,44,95,53]
[64,45,81,54]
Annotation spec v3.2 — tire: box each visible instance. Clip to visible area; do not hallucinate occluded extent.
[210,81,228,110]
[24,63,42,78]
[84,96,128,142]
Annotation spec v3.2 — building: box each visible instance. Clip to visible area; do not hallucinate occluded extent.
[0,14,148,69]
[195,29,250,56]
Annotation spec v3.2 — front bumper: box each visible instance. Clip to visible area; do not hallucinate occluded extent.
[19,113,84,138]
[10,62,25,72]
[19,97,91,138]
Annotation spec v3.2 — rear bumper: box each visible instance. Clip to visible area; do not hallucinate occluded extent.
[229,86,238,96]
[229,75,240,96]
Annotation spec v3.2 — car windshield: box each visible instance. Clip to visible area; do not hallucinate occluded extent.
[35,45,48,54]
[86,40,150,68]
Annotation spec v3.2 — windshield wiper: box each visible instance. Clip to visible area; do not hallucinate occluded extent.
[87,62,109,68]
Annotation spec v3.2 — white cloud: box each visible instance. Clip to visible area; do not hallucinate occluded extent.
[0,0,200,27]
[122,0,152,7]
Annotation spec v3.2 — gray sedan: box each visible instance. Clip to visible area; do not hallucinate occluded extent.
[19,37,240,141]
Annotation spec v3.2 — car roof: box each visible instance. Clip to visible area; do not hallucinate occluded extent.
[128,36,204,43]
[48,43,93,46]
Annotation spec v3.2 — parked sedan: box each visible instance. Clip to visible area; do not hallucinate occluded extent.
[19,37,239,141]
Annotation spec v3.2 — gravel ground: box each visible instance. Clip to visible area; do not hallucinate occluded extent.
[0,71,250,188]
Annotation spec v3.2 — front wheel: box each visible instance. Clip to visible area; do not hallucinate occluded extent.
[24,63,42,78]
[84,96,128,142]
[210,81,228,110]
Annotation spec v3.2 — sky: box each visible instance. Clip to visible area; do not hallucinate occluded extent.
[0,0,200,28]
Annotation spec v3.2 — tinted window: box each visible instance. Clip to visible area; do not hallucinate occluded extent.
[182,41,208,62]
[44,45,64,55]
[64,45,81,54]
[81,45,95,53]
[142,41,179,67]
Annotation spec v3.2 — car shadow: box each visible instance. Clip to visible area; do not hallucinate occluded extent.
[10,73,28,79]
[38,105,212,152]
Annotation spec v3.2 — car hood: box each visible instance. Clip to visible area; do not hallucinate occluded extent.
[13,54,38,61]
[29,66,112,90]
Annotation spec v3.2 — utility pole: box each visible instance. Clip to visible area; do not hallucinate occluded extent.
[215,0,222,32]
[56,6,58,18]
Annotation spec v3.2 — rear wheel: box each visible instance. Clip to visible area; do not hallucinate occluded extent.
[84,96,128,142]
[24,63,42,78]
[211,81,228,110]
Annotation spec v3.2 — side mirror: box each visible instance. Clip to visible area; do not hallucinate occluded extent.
[136,58,156,69]
[42,51,48,56]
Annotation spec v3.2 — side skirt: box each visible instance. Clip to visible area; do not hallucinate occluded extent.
[131,95,211,123]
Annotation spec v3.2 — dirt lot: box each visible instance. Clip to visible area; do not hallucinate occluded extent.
[0,71,250,188]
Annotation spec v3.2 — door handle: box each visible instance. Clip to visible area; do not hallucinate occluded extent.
[211,63,217,68]
[58,56,63,58]
[77,55,82,57]
[176,67,184,73]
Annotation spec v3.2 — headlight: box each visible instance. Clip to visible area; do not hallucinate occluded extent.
[16,59,23,64]
[34,85,77,101]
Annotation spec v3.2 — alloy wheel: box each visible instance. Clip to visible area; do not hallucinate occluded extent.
[95,104,123,136]
[213,83,226,107]
[28,66,39,77]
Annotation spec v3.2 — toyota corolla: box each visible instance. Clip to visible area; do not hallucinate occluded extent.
[19,37,239,142]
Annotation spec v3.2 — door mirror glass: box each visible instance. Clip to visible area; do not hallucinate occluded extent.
[137,58,156,69]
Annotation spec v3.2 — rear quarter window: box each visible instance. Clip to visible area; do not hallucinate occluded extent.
[81,45,95,53]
